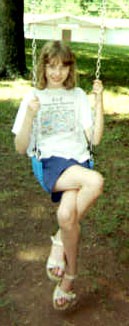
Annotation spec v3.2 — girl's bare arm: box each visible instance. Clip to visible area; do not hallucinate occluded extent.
[15,98,40,154]
[86,80,104,146]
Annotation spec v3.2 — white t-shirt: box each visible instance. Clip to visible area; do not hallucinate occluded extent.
[12,87,93,162]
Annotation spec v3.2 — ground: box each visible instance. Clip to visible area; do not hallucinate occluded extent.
[0,78,129,325]
[0,165,129,326]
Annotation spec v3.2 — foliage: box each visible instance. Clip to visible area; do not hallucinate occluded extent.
[24,0,129,18]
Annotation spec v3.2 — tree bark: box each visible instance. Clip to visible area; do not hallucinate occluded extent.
[0,0,26,78]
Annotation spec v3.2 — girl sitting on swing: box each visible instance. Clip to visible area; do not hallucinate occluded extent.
[12,40,104,311]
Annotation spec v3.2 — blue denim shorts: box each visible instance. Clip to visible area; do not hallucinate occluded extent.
[32,155,93,203]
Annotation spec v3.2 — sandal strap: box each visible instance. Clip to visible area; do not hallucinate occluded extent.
[50,235,63,247]
[64,273,77,281]
[53,284,76,302]
[47,257,65,270]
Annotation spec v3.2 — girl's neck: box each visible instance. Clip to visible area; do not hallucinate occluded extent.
[46,85,65,90]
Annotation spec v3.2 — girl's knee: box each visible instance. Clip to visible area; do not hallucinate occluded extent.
[57,206,76,231]
[93,171,104,194]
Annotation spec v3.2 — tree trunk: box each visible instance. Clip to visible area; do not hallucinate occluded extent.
[0,0,26,78]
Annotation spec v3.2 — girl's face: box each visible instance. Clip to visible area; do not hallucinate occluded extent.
[45,57,70,89]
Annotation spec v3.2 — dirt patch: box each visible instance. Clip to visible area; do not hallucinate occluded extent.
[0,184,129,326]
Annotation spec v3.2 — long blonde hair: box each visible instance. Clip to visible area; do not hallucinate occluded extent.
[36,41,76,90]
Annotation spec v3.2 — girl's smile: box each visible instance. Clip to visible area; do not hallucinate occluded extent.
[45,58,70,89]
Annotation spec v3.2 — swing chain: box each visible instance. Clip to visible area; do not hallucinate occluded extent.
[95,0,106,80]
[31,0,40,157]
[32,0,37,88]
[88,0,106,162]
[31,0,106,160]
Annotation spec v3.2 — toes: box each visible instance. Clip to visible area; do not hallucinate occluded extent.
[58,268,64,277]
[56,297,66,307]
[51,267,63,277]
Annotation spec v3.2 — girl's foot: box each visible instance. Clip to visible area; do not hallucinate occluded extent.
[53,273,77,310]
[46,233,66,281]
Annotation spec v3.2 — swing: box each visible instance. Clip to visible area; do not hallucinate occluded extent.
[84,0,106,168]
[30,0,106,189]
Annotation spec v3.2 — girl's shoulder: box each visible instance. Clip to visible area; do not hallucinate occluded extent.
[30,87,87,99]
[22,88,46,103]
[22,88,37,102]
[73,87,87,95]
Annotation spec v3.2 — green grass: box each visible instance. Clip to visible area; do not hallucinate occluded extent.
[25,39,129,92]
[0,41,129,324]
[26,40,129,245]
[0,41,129,242]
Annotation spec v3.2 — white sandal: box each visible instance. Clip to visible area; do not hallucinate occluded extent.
[46,235,66,282]
[53,273,77,311]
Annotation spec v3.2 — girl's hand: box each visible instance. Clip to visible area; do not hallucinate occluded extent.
[27,97,40,118]
[92,79,103,96]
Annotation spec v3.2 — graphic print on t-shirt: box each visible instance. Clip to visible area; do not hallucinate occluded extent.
[37,95,75,135]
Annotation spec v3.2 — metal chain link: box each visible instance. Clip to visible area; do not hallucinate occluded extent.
[31,0,106,159]
[95,0,106,80]
[31,0,40,157]
[32,0,37,88]
[89,0,106,158]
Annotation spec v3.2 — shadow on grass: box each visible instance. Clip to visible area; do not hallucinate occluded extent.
[25,39,129,93]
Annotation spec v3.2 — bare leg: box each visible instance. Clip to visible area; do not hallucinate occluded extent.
[57,190,80,276]
[56,190,80,306]
[48,229,65,278]
[53,165,104,306]
[53,165,104,221]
